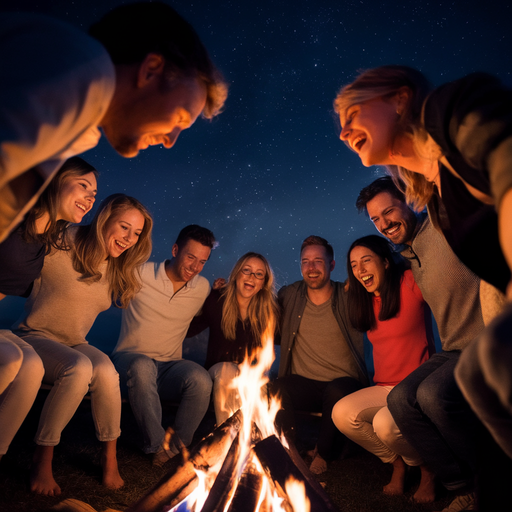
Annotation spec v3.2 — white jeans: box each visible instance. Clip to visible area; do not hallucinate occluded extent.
[20,334,121,446]
[208,362,241,425]
[0,330,44,454]
[332,385,423,466]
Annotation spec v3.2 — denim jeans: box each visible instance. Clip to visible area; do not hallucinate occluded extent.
[113,353,212,454]
[0,331,44,454]
[20,334,121,446]
[387,351,478,489]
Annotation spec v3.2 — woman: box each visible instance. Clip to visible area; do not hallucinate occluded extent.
[187,252,279,425]
[0,157,97,463]
[13,193,153,496]
[332,235,434,500]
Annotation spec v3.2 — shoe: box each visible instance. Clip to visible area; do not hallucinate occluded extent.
[436,492,476,512]
[151,447,177,468]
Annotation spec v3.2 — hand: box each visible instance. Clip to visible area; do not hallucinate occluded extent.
[213,278,226,290]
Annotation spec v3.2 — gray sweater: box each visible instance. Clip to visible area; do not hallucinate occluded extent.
[399,213,484,352]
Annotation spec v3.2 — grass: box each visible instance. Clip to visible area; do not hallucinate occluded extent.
[0,392,458,512]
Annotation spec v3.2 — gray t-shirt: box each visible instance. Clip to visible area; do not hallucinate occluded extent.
[291,297,360,382]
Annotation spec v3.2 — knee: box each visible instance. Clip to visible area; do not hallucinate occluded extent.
[331,397,354,433]
[187,366,213,395]
[373,407,396,445]
[65,352,94,385]
[20,347,45,382]
[92,354,119,387]
[125,354,157,386]
[0,342,23,385]
[387,382,411,416]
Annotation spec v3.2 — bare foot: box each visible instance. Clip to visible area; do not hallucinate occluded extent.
[309,454,327,475]
[101,440,124,490]
[30,445,61,496]
[413,464,436,503]
[383,457,406,496]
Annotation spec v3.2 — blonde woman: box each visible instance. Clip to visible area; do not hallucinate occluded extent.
[13,194,152,496]
[188,252,279,425]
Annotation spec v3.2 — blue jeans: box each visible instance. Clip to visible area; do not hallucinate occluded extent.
[387,351,478,489]
[113,353,212,454]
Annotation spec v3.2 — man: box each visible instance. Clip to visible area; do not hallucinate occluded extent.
[0,2,227,242]
[356,176,485,503]
[111,225,216,467]
[272,235,368,475]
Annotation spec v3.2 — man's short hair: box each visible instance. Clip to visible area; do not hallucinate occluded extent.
[89,1,227,118]
[356,176,406,214]
[300,235,334,261]
[175,224,217,250]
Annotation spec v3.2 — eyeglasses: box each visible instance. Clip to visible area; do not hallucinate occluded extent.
[241,267,265,280]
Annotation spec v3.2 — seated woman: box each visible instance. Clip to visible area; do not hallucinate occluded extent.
[187,252,279,425]
[0,157,97,464]
[332,235,434,501]
[13,193,152,496]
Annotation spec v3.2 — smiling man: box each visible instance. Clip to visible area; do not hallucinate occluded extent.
[0,2,227,243]
[272,235,369,475]
[357,176,488,503]
[111,225,217,467]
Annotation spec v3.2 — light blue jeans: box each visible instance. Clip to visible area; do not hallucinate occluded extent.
[20,334,121,446]
[113,353,212,454]
[0,331,44,454]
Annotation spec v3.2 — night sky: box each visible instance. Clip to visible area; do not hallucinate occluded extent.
[1,0,511,351]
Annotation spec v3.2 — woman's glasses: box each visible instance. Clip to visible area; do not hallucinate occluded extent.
[241,267,265,280]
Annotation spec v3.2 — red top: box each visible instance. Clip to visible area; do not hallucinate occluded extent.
[368,270,432,386]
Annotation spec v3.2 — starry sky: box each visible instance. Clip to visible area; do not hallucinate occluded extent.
[1,0,511,350]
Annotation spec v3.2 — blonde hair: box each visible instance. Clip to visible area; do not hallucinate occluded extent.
[220,252,279,342]
[71,194,153,308]
[334,65,440,210]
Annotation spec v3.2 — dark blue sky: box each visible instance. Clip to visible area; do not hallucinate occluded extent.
[1,0,511,350]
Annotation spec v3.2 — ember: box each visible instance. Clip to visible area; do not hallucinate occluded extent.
[126,324,338,512]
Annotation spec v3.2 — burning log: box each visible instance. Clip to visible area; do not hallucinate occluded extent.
[226,462,263,512]
[200,432,240,512]
[126,410,243,512]
[253,435,339,512]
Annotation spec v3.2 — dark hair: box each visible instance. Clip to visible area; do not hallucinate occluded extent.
[355,176,406,214]
[300,235,334,262]
[175,224,217,250]
[23,157,98,250]
[346,235,405,332]
[89,1,228,118]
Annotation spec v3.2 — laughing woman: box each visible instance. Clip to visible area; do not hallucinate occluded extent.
[332,235,434,501]
[0,157,97,463]
[187,252,279,425]
[13,194,152,496]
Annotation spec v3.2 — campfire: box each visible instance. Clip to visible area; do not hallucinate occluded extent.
[126,325,338,512]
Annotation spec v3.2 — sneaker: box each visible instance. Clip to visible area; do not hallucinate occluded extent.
[437,492,476,512]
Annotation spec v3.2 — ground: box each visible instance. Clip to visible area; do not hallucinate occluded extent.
[0,390,462,512]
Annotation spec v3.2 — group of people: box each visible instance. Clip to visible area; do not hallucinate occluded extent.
[0,1,511,511]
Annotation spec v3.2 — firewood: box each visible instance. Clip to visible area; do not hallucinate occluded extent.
[126,410,243,512]
[253,435,338,512]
